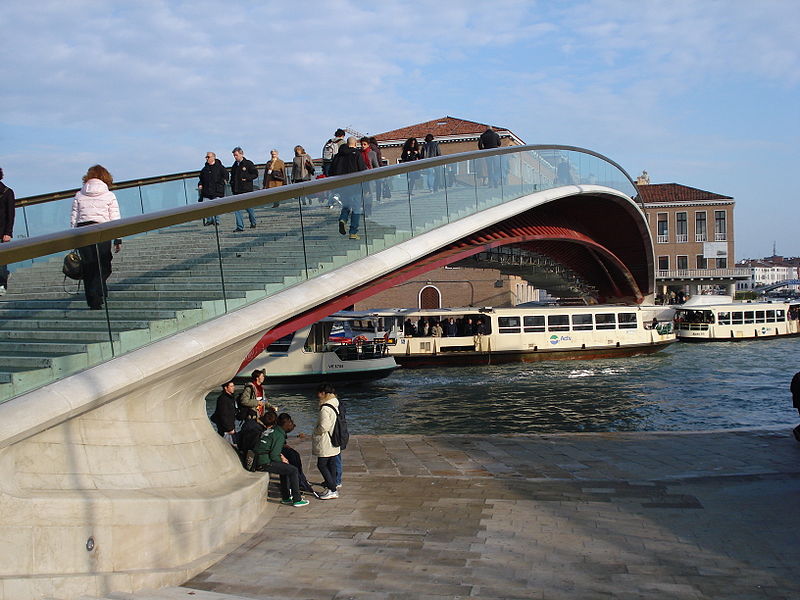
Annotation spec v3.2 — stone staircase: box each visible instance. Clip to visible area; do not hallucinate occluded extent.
[0,185,490,402]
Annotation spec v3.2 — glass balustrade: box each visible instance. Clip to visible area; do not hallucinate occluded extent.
[0,146,638,402]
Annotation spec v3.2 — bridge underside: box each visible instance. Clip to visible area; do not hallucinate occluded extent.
[242,191,652,367]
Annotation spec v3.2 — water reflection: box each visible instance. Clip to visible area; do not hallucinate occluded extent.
[207,338,799,435]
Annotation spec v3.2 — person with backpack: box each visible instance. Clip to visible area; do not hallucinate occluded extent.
[238,409,276,470]
[253,413,309,507]
[313,382,342,499]
[237,369,273,422]
[321,129,346,176]
[210,380,237,444]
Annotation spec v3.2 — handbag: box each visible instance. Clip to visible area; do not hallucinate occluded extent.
[63,250,83,280]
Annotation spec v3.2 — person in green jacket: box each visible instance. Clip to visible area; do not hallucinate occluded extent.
[254,413,309,507]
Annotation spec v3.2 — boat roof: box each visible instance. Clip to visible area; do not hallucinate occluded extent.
[676,300,795,311]
[334,305,653,318]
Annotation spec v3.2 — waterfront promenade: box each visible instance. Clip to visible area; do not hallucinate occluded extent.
[90,428,800,599]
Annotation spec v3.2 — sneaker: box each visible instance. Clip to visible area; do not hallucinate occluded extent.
[349,234,360,240]
[338,220,346,235]
[233,228,244,232]
[250,223,258,228]
[280,498,294,505]
[292,499,310,507]
[336,484,342,490]
[0,285,5,296]
[317,489,339,500]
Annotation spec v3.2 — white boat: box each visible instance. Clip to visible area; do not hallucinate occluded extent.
[333,304,676,367]
[239,319,398,384]
[673,296,800,341]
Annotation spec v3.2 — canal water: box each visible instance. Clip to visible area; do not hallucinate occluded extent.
[209,337,799,435]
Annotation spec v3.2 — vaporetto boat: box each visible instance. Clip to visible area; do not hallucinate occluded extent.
[335,304,676,367]
[673,296,800,341]
[238,319,398,384]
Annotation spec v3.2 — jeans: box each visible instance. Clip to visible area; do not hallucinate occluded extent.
[333,453,342,486]
[282,446,311,490]
[234,207,256,230]
[200,196,219,225]
[260,460,301,501]
[317,455,338,492]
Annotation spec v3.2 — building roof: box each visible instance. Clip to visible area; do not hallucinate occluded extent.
[373,116,517,142]
[636,183,733,204]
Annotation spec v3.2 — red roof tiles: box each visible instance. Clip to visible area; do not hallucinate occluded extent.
[636,183,733,204]
[373,116,514,141]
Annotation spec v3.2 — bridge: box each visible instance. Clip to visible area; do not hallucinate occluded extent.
[754,279,800,294]
[0,145,652,598]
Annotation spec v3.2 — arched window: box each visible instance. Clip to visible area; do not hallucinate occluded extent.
[419,285,441,309]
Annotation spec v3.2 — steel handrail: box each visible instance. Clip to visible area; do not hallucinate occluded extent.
[0,145,638,265]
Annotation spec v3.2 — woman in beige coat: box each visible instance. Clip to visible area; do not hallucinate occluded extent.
[263,149,286,208]
[313,383,340,499]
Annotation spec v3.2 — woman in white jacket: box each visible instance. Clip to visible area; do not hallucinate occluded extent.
[70,165,122,309]
[313,383,341,499]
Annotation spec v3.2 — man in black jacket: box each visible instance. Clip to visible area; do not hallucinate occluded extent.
[478,127,502,188]
[0,167,15,296]
[230,147,259,232]
[198,152,229,226]
[210,380,237,441]
[330,137,367,239]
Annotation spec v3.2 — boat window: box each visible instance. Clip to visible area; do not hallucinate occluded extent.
[523,315,545,333]
[267,332,295,352]
[498,316,521,334]
[743,311,754,324]
[618,313,638,329]
[717,311,731,325]
[766,310,776,322]
[572,314,593,331]
[732,311,743,324]
[595,313,616,330]
[755,310,766,323]
[547,314,570,332]
[777,309,786,321]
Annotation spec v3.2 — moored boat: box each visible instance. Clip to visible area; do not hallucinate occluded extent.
[334,304,676,367]
[673,296,800,341]
[238,318,398,384]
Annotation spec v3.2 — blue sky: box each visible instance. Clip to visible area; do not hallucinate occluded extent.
[1,0,798,258]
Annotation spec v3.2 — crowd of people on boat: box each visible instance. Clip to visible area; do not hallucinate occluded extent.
[403,315,489,337]
[209,372,346,507]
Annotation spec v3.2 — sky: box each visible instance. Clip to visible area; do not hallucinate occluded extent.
[1,0,798,259]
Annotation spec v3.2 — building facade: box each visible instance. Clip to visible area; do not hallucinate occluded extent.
[736,256,800,293]
[636,180,749,298]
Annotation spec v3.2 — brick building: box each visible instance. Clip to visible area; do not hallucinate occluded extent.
[373,116,524,165]
[636,178,749,298]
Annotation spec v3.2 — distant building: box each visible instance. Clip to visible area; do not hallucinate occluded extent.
[636,181,749,298]
[373,115,525,165]
[736,256,800,293]
[353,267,547,311]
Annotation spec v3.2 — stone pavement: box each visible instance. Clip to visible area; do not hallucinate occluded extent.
[118,429,800,600]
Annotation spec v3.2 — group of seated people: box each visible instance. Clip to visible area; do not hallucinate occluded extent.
[403,315,489,337]
[208,370,313,507]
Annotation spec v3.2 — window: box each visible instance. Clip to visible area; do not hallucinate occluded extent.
[267,332,294,352]
[657,213,668,242]
[498,316,521,333]
[618,313,638,329]
[718,311,731,325]
[658,256,669,270]
[696,254,707,269]
[732,311,743,325]
[572,314,593,331]
[547,315,570,331]
[716,257,727,269]
[714,210,727,241]
[677,255,688,270]
[523,315,545,333]
[744,311,754,324]
[695,211,707,242]
[676,212,688,242]
[766,310,776,323]
[777,309,786,321]
[595,313,616,330]
[755,310,766,323]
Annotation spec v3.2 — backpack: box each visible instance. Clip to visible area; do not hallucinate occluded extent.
[322,139,339,161]
[322,402,349,450]
[234,383,255,421]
